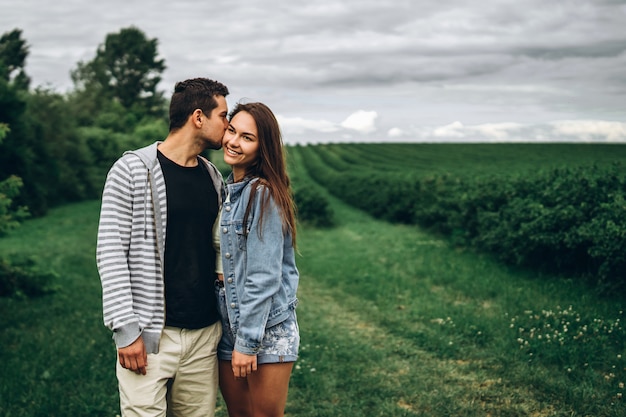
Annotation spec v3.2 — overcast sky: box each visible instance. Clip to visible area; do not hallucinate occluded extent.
[2,0,625,144]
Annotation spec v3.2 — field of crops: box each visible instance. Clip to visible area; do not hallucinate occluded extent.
[1,143,625,416]
[290,142,626,177]
[287,143,626,292]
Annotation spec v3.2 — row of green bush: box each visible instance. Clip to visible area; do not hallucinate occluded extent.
[299,145,626,292]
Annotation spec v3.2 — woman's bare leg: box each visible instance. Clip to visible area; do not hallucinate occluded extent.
[219,360,253,417]
[246,362,294,417]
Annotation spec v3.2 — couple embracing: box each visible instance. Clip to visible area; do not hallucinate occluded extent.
[96,78,299,417]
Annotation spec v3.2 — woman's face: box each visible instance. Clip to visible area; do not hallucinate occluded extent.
[223,111,260,179]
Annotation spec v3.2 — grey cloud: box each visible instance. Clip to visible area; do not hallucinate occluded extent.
[516,39,626,59]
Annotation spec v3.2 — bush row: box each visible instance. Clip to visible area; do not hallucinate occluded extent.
[412,165,626,291]
[300,147,625,292]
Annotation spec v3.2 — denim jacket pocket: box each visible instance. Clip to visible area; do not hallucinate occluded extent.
[266,298,299,328]
[233,221,247,251]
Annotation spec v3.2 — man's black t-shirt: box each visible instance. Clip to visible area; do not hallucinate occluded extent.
[158,150,219,329]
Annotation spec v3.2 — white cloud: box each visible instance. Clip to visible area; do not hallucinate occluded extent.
[387,127,405,138]
[426,120,626,143]
[433,121,466,138]
[550,120,626,142]
[472,123,525,140]
[340,110,378,134]
[277,115,339,135]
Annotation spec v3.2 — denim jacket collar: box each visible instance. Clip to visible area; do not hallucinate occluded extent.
[225,174,259,202]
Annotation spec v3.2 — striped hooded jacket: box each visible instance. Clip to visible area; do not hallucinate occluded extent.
[96,141,225,353]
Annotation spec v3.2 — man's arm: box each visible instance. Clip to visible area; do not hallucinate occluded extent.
[96,158,143,350]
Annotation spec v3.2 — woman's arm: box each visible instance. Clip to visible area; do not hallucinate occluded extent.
[235,188,284,355]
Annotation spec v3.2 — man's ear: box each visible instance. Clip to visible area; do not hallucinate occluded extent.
[192,109,204,127]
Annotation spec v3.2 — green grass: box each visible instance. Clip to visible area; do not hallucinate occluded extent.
[1,144,625,416]
[0,200,118,416]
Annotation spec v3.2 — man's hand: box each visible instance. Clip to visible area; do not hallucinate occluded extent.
[231,350,257,378]
[118,336,147,375]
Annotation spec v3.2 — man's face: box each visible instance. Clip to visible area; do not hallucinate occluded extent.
[201,95,229,150]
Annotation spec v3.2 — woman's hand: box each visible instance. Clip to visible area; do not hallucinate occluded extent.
[231,350,258,378]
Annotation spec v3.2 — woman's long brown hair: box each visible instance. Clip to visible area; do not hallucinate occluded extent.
[230,102,297,247]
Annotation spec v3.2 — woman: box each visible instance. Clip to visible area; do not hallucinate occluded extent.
[214,102,299,417]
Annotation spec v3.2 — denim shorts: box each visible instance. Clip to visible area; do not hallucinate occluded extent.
[215,284,299,364]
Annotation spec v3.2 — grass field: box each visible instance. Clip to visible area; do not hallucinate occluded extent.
[1,144,625,416]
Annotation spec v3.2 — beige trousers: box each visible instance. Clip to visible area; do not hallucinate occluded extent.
[116,323,222,417]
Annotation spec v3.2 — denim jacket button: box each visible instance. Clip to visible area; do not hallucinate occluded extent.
[225,253,231,259]
[227,278,233,283]
[222,227,228,233]
[230,303,236,308]
[225,206,231,212]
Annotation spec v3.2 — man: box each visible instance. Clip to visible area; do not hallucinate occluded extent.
[96,78,229,416]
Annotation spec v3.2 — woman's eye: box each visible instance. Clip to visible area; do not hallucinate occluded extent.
[227,126,235,133]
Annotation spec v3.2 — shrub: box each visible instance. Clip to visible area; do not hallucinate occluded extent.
[0,175,29,236]
[294,186,335,228]
[0,255,58,298]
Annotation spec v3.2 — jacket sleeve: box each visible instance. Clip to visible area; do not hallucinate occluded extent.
[213,208,223,274]
[235,189,284,354]
[96,158,142,348]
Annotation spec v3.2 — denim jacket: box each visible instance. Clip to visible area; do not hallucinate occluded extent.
[219,175,299,355]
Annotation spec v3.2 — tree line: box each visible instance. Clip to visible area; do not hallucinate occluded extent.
[0,26,172,297]
[0,26,169,233]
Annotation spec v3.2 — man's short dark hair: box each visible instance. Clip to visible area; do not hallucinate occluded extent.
[169,78,229,131]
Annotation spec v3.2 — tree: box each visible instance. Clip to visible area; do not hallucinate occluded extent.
[0,29,35,212]
[71,26,166,123]
[0,28,29,125]
[0,28,30,90]
[0,124,29,235]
